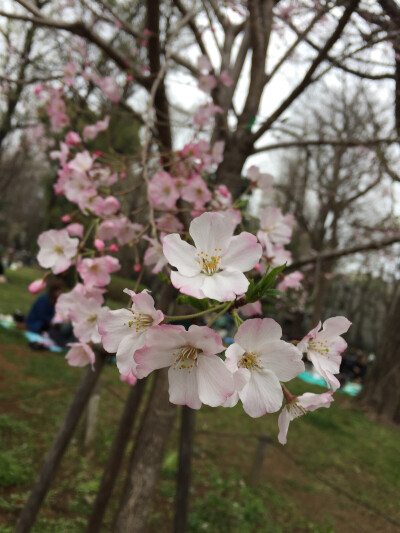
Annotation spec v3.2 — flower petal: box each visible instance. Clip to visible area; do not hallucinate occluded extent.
[235,318,282,353]
[163,234,200,276]
[190,212,234,253]
[221,232,262,272]
[201,270,249,301]
[168,366,202,409]
[134,325,186,378]
[240,369,283,417]
[197,355,234,407]
[170,271,207,299]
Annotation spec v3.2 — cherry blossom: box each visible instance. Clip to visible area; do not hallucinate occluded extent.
[297,317,351,391]
[277,271,304,292]
[163,212,262,301]
[257,206,293,247]
[143,236,168,274]
[148,171,179,210]
[224,319,305,417]
[28,278,47,294]
[278,391,334,444]
[66,342,96,370]
[98,289,164,375]
[247,165,274,191]
[134,325,234,409]
[77,256,121,287]
[70,296,103,344]
[37,229,79,274]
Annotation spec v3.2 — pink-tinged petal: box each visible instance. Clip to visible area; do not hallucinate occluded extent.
[277,408,291,445]
[28,279,47,294]
[225,343,246,372]
[97,308,134,353]
[297,322,321,353]
[168,366,202,409]
[189,212,234,254]
[196,355,234,407]
[223,390,239,408]
[170,271,207,299]
[132,291,164,322]
[116,332,147,375]
[66,343,95,370]
[321,316,352,338]
[308,352,341,391]
[221,233,262,272]
[257,340,305,382]
[239,301,262,318]
[201,270,249,301]
[240,369,283,417]
[235,318,283,353]
[186,325,224,355]
[134,325,186,378]
[163,234,200,276]
[298,391,334,411]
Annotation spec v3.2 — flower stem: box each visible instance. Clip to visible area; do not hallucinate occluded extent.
[164,303,227,323]
[206,301,233,328]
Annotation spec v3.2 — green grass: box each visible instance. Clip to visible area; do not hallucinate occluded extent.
[0,267,400,532]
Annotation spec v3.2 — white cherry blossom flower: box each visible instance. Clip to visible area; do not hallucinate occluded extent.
[163,212,262,302]
[297,317,351,391]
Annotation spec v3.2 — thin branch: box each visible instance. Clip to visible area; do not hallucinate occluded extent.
[252,0,360,144]
[288,234,400,270]
[253,137,400,153]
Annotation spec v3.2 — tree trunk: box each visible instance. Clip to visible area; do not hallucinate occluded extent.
[358,287,400,423]
[15,350,106,533]
[114,369,176,532]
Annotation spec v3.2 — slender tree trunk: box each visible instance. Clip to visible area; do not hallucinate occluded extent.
[15,351,105,533]
[114,369,176,532]
[86,379,146,533]
[174,406,195,533]
[358,288,400,423]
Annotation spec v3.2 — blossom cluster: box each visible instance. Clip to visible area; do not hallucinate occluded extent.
[28,55,351,445]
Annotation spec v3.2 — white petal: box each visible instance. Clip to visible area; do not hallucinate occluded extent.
[170,271,207,299]
[168,366,202,409]
[163,234,200,276]
[277,408,291,445]
[197,355,234,407]
[235,318,282,353]
[201,270,249,301]
[190,212,234,253]
[240,369,283,417]
[221,233,262,272]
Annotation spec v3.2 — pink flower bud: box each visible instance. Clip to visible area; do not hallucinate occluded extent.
[120,172,126,179]
[253,263,260,271]
[109,244,119,252]
[61,214,71,223]
[94,238,105,251]
[134,263,141,272]
[126,75,133,82]
[29,278,47,294]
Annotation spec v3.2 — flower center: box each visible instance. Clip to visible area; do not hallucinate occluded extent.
[196,248,222,276]
[172,345,201,371]
[87,314,98,324]
[126,310,153,333]
[54,245,64,255]
[238,351,263,372]
[308,339,330,357]
[287,400,307,419]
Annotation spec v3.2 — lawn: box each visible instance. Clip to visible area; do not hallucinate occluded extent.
[0,267,399,532]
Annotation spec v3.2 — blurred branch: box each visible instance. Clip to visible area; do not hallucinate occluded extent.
[289,234,400,270]
[253,137,400,153]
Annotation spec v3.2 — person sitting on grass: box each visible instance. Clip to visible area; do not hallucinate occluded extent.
[26,279,73,347]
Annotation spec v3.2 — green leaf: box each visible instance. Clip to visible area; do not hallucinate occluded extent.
[245,263,286,302]
[176,295,210,311]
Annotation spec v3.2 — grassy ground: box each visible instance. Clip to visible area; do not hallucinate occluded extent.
[0,267,399,532]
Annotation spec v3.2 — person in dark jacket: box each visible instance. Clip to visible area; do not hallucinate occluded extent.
[26,279,73,347]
